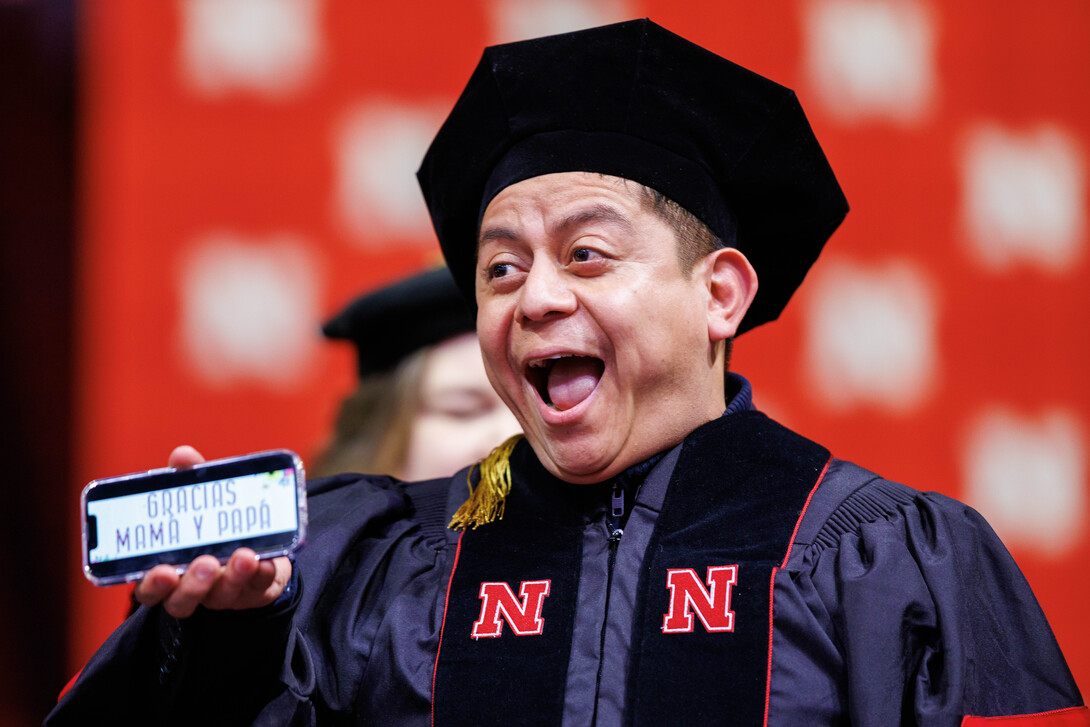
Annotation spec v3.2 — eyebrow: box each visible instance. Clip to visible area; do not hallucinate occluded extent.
[478,226,519,246]
[478,203,635,248]
[552,203,636,238]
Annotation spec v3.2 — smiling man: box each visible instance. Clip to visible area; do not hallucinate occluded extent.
[474,173,753,485]
[49,19,1085,727]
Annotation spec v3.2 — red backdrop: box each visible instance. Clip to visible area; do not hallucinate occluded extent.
[71,0,1090,692]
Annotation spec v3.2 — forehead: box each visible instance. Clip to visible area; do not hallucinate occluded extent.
[421,333,488,388]
[478,172,648,234]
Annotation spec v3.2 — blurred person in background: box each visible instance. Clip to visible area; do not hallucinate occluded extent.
[54,264,520,699]
[312,265,520,482]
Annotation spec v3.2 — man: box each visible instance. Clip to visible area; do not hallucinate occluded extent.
[48,19,1084,726]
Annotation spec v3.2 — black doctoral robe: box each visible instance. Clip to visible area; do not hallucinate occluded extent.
[47,378,1086,726]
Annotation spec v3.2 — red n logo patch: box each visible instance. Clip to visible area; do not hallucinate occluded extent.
[661,565,738,633]
[471,580,551,638]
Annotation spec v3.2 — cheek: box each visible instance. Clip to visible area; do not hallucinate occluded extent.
[413,415,463,447]
[471,340,521,418]
[611,303,701,377]
[476,310,513,373]
[402,416,472,479]
[405,411,516,480]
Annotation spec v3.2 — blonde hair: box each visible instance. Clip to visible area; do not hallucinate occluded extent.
[310,348,430,479]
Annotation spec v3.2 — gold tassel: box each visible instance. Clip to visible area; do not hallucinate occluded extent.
[448,434,523,530]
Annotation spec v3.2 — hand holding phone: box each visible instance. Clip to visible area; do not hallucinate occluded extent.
[95,447,300,619]
[82,449,307,587]
[134,545,293,619]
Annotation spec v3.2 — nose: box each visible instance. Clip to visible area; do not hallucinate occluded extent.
[516,259,577,322]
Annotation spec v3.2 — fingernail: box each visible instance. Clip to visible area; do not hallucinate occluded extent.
[193,562,216,581]
[233,555,255,573]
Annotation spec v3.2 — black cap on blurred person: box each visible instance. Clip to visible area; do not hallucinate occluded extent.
[417,18,848,334]
[322,267,475,377]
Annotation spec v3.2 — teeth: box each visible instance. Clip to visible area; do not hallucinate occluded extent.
[529,354,571,369]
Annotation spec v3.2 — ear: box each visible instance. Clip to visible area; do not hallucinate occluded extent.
[703,247,758,342]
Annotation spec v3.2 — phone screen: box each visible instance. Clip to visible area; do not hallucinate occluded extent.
[82,450,306,585]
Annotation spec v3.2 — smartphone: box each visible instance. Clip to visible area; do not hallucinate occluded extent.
[81,449,307,586]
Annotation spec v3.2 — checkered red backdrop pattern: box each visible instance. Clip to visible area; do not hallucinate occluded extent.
[71,0,1090,691]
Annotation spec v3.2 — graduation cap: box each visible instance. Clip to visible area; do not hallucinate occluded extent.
[418,18,848,334]
[322,266,475,377]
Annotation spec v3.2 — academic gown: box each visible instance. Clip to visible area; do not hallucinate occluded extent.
[46,377,1086,726]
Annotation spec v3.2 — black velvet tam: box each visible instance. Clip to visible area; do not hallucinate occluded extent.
[417,18,849,334]
[321,266,475,377]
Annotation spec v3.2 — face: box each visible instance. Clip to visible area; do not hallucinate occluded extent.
[400,332,522,482]
[476,172,742,484]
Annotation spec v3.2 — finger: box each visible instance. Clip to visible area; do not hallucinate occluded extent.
[221,553,292,610]
[202,548,260,610]
[161,555,221,619]
[247,556,293,605]
[244,558,277,595]
[133,564,181,607]
[168,445,205,469]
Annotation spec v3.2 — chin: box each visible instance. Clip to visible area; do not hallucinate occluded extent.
[538,444,619,485]
[521,411,634,483]
[550,466,612,486]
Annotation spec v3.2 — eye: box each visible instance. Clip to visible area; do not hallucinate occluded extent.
[567,245,609,275]
[488,262,516,280]
[481,257,527,291]
[421,391,492,420]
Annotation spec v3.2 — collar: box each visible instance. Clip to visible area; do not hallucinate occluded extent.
[724,372,755,416]
[502,371,759,526]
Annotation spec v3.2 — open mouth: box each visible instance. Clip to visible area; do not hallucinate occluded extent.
[526,355,605,411]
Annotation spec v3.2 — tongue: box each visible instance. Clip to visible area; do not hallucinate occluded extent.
[547,357,602,411]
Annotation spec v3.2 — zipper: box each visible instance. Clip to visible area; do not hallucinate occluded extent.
[591,483,625,726]
[611,481,625,519]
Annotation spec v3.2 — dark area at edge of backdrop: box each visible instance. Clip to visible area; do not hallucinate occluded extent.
[0,1,76,723]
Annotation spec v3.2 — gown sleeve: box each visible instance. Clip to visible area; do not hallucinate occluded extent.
[45,473,452,727]
[769,459,1087,727]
